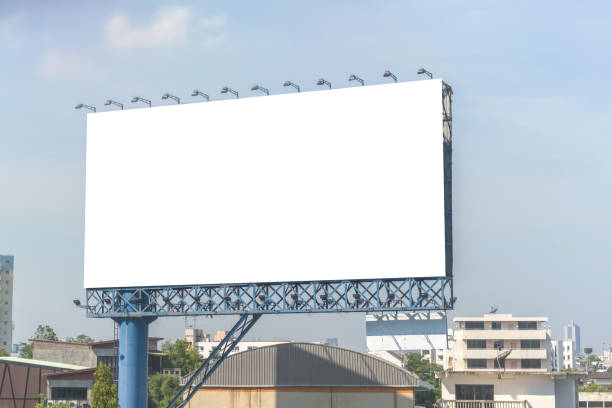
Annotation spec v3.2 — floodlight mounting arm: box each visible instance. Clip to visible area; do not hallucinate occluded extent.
[131,97,152,107]
[349,75,364,86]
[252,86,270,96]
[284,81,300,92]
[162,93,181,104]
[105,100,124,110]
[192,90,210,101]
[417,68,433,79]
[75,104,96,112]
[317,78,332,89]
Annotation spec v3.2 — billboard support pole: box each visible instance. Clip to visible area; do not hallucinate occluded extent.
[113,316,156,408]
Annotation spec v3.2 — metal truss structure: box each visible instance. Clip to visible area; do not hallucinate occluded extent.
[85,277,454,318]
[166,313,261,408]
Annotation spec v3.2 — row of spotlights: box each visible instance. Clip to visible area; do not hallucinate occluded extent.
[75,68,434,112]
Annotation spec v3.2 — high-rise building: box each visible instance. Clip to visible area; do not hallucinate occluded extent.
[564,321,581,353]
[0,256,13,353]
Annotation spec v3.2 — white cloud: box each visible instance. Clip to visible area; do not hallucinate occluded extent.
[37,49,93,79]
[203,33,228,48]
[103,6,228,50]
[200,14,228,30]
[104,6,192,50]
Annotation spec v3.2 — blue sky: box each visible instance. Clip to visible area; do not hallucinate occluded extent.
[1,1,611,351]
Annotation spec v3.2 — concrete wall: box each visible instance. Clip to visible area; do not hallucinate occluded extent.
[440,373,556,408]
[555,377,578,408]
[33,343,97,368]
[186,387,414,408]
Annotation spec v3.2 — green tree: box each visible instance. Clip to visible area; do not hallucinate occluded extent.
[0,348,9,357]
[161,339,202,375]
[148,374,181,408]
[607,366,612,372]
[33,325,58,341]
[35,394,70,408]
[579,382,612,392]
[19,344,33,359]
[91,363,118,408]
[67,334,94,343]
[403,353,442,408]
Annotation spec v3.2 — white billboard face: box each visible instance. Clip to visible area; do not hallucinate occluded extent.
[84,80,445,288]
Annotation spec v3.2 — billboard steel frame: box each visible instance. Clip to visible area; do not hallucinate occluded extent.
[85,276,454,318]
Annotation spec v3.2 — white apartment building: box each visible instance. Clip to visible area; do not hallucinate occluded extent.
[438,314,582,408]
[551,340,577,371]
[0,256,13,353]
[565,322,581,353]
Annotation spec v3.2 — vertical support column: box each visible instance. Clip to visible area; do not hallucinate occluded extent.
[115,317,156,408]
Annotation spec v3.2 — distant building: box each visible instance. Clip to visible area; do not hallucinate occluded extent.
[195,338,289,359]
[325,337,338,347]
[46,367,96,408]
[0,256,14,353]
[551,339,577,371]
[565,322,581,354]
[437,314,583,407]
[187,342,429,408]
[579,392,612,407]
[185,327,206,349]
[12,341,27,355]
[563,340,577,370]
[366,311,451,369]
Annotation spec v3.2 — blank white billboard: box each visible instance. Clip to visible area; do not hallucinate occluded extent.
[84,80,445,288]
[366,312,448,352]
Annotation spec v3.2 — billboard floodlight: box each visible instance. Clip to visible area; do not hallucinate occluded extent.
[383,70,397,82]
[348,74,364,86]
[417,68,433,79]
[221,87,239,98]
[104,99,124,110]
[74,103,96,112]
[251,85,270,96]
[162,93,180,104]
[283,81,300,92]
[316,78,331,89]
[131,97,152,107]
[192,90,210,101]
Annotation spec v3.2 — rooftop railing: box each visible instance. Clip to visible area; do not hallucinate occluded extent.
[440,401,527,408]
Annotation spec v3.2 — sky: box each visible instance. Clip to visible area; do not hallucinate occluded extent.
[1,0,611,353]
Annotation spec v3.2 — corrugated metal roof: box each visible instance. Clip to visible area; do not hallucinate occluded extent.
[200,343,427,388]
[0,356,88,371]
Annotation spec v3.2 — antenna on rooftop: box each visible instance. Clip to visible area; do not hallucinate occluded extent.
[496,349,511,379]
[489,306,498,314]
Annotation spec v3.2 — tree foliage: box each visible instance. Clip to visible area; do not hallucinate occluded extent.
[67,334,94,343]
[19,344,33,359]
[91,363,118,408]
[148,374,181,408]
[33,325,58,341]
[0,348,9,357]
[608,366,612,373]
[579,382,612,392]
[403,353,442,408]
[161,339,202,375]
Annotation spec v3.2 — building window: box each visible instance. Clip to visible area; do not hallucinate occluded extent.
[518,321,537,330]
[491,321,502,330]
[467,340,487,349]
[521,340,540,349]
[456,385,494,400]
[465,321,484,330]
[51,387,88,400]
[521,359,541,369]
[467,359,487,369]
[493,340,504,349]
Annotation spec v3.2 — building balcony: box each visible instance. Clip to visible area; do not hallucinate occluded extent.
[460,330,547,340]
[440,401,527,408]
[461,349,547,359]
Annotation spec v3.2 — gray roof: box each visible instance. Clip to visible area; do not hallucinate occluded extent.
[199,342,429,389]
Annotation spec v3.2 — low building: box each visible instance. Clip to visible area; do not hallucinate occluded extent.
[438,314,583,407]
[0,357,87,408]
[579,392,612,407]
[585,372,612,387]
[32,337,164,375]
[46,367,96,408]
[185,342,430,408]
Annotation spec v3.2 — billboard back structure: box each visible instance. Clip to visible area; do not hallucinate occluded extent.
[84,79,449,289]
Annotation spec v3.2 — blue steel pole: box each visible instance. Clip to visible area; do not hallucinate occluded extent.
[116,317,156,408]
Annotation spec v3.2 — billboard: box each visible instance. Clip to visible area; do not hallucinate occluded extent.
[84,80,446,288]
[366,312,448,352]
